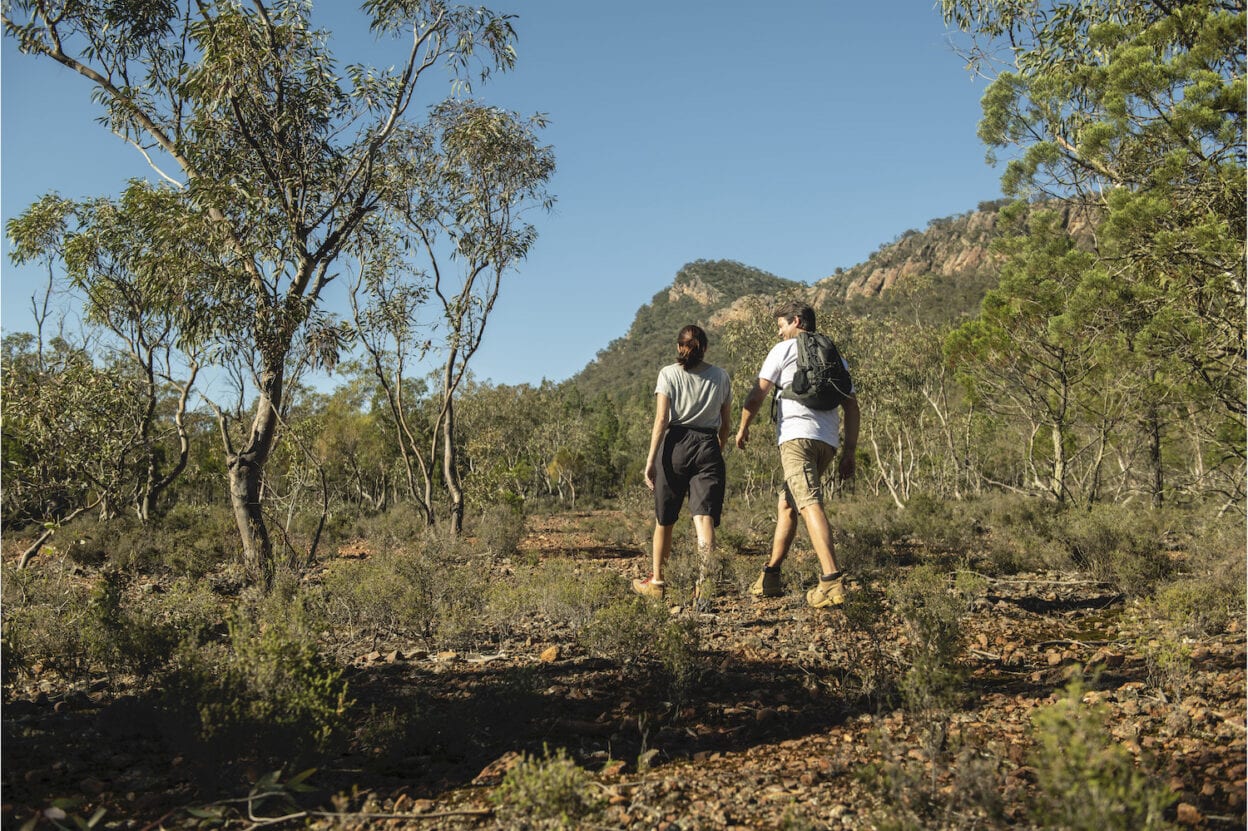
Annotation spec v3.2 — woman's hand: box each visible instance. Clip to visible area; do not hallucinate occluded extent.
[644,459,658,491]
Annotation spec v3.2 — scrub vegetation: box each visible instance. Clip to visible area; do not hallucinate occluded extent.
[2,0,1243,828]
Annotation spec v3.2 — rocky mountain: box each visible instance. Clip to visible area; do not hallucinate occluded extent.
[572,260,801,400]
[571,199,1097,398]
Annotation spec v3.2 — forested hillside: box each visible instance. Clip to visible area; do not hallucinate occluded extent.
[572,260,801,400]
[571,207,1010,402]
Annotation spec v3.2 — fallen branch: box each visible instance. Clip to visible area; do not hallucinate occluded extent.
[245,807,494,828]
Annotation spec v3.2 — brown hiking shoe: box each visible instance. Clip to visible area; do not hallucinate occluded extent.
[632,576,665,599]
[806,574,846,608]
[749,569,783,597]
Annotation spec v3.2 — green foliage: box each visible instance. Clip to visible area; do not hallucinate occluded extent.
[579,597,700,700]
[1,334,148,525]
[859,737,1008,831]
[490,745,605,829]
[1049,504,1170,595]
[109,503,237,577]
[944,0,1246,470]
[318,531,492,649]
[1,564,96,682]
[887,565,974,719]
[167,596,351,761]
[1028,676,1176,829]
[1,554,224,685]
[472,502,528,561]
[514,559,619,632]
[828,496,911,574]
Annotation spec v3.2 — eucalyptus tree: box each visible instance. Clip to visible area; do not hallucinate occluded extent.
[942,0,1246,468]
[4,0,536,585]
[409,101,554,533]
[8,192,203,522]
[945,210,1130,505]
[2,335,148,566]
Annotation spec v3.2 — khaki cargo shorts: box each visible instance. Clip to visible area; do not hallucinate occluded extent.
[779,438,838,511]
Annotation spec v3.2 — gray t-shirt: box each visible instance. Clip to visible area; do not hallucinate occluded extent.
[655,362,731,430]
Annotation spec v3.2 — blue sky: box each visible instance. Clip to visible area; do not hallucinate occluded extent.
[1,1,1003,387]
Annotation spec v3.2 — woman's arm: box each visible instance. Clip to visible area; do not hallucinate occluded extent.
[644,393,671,491]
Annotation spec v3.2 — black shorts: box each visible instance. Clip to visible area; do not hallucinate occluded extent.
[655,425,725,527]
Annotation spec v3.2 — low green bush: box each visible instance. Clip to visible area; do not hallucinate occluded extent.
[1054,504,1170,594]
[490,745,604,829]
[887,565,974,720]
[472,502,528,561]
[111,503,237,578]
[579,597,700,700]
[1,564,95,682]
[1028,676,1174,830]
[165,596,351,764]
[522,559,618,632]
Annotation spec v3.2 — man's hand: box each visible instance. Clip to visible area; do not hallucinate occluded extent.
[838,447,856,481]
[735,425,749,450]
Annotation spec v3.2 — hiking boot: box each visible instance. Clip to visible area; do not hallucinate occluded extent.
[749,569,783,597]
[632,576,665,599]
[806,574,846,608]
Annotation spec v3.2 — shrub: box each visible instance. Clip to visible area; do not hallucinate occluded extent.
[859,737,1008,831]
[579,597,699,700]
[318,533,494,649]
[1152,576,1242,638]
[473,503,528,561]
[490,745,604,829]
[661,537,734,607]
[1028,676,1175,830]
[166,596,352,764]
[111,503,236,577]
[1,563,95,682]
[829,497,910,574]
[900,493,977,554]
[1052,504,1169,594]
[887,565,973,722]
[516,559,618,633]
[837,583,901,709]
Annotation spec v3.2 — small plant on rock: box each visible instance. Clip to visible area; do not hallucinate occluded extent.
[490,744,604,829]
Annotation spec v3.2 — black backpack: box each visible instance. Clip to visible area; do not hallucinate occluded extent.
[779,331,854,410]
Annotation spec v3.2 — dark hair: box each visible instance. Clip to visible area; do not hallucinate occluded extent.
[773,300,816,332]
[676,324,708,370]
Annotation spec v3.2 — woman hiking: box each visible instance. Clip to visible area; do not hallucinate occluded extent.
[633,324,732,601]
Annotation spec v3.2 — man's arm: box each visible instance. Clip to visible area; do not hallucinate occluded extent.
[838,395,860,480]
[735,378,774,449]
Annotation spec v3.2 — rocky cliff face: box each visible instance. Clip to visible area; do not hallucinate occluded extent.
[811,201,1099,305]
[812,208,1003,304]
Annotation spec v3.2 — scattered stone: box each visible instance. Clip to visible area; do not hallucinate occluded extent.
[1175,802,1203,825]
[539,645,560,663]
[472,751,521,785]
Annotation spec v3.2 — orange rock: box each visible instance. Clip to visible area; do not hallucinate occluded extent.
[1176,802,1203,825]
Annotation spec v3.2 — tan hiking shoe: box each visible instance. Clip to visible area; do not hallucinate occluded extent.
[749,570,783,597]
[632,576,665,599]
[806,574,846,608]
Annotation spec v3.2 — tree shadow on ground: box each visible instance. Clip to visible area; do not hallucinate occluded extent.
[332,648,858,799]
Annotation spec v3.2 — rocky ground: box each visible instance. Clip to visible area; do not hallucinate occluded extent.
[3,509,1245,829]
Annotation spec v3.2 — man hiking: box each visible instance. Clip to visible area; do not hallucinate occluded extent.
[735,300,860,607]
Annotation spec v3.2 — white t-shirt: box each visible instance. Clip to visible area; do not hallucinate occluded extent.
[758,338,848,446]
[655,362,731,430]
